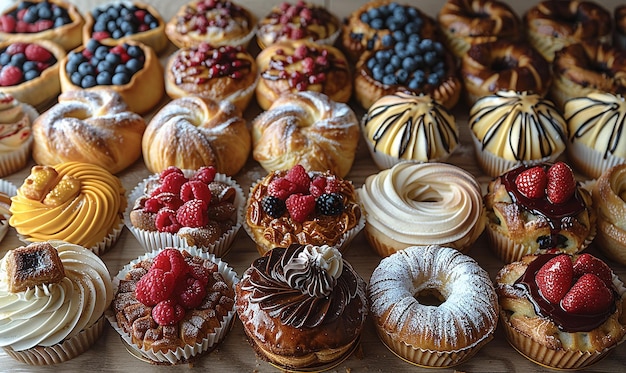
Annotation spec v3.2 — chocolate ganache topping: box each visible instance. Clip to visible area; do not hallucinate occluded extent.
[241,244,359,328]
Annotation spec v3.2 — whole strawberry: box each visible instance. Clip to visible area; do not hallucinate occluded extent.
[546,162,576,204]
[561,273,614,314]
[573,253,613,289]
[515,166,547,199]
[535,254,573,304]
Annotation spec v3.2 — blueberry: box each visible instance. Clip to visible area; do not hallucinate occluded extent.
[10,53,25,66]
[106,19,117,32]
[372,65,384,81]
[420,39,434,52]
[360,13,369,23]
[386,19,399,31]
[366,38,376,50]
[86,39,101,53]
[112,29,124,39]
[408,34,421,44]
[115,64,130,74]
[382,74,397,85]
[120,21,134,34]
[97,60,114,73]
[54,17,67,28]
[78,61,95,76]
[433,41,444,54]
[367,8,380,19]
[126,58,143,73]
[38,6,52,19]
[384,63,395,74]
[370,18,384,29]
[96,71,112,85]
[374,50,390,64]
[406,42,420,55]
[126,45,143,58]
[402,57,417,71]
[413,70,426,82]
[392,30,406,42]
[0,53,10,66]
[390,55,402,68]
[70,71,83,85]
[396,69,409,83]
[424,51,438,66]
[53,7,64,17]
[382,34,394,47]
[145,14,156,25]
[23,60,37,72]
[366,57,377,70]
[408,7,419,18]
[95,46,109,60]
[413,55,424,68]
[388,2,399,11]
[149,21,159,29]
[394,41,406,54]
[112,72,130,85]
[392,8,407,24]
[404,22,421,35]
[24,69,39,81]
[22,9,37,23]
[434,61,445,73]
[106,7,120,19]
[427,74,440,86]
[105,53,121,65]
[408,79,420,90]
[94,21,107,32]
[80,75,96,88]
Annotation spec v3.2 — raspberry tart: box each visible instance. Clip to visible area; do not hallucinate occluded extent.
[0,0,84,51]
[108,247,237,365]
[496,252,626,369]
[165,0,256,49]
[245,164,364,256]
[127,166,244,257]
[165,42,258,113]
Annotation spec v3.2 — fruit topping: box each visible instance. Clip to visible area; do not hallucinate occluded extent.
[171,43,252,84]
[90,3,159,40]
[0,0,71,34]
[535,254,573,304]
[0,42,57,86]
[515,166,547,199]
[152,299,185,326]
[262,195,286,218]
[561,273,614,315]
[264,1,336,41]
[178,0,249,34]
[284,164,310,194]
[573,253,613,288]
[546,161,576,204]
[316,192,344,216]
[285,193,316,223]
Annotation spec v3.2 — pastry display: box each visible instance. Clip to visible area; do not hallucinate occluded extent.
[251,91,359,178]
[142,96,250,176]
[484,162,596,263]
[369,245,499,367]
[461,40,551,106]
[236,244,367,370]
[359,162,485,256]
[31,88,146,175]
[255,40,352,111]
[245,164,363,256]
[0,179,16,243]
[165,42,257,113]
[59,38,163,114]
[0,39,65,108]
[109,247,237,365]
[592,164,626,265]
[615,5,626,50]
[0,92,37,177]
[0,241,114,365]
[165,0,257,49]
[565,92,626,178]
[256,1,340,49]
[469,90,567,178]
[127,166,244,256]
[524,0,611,62]
[9,162,126,255]
[83,1,167,54]
[437,0,521,58]
[0,0,84,51]
[361,92,459,169]
[496,253,626,369]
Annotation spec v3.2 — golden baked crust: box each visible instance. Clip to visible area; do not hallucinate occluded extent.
[593,164,626,265]
[255,40,351,111]
[5,242,65,293]
[31,88,146,174]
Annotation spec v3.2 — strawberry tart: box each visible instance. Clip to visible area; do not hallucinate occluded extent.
[484,162,596,263]
[496,252,626,369]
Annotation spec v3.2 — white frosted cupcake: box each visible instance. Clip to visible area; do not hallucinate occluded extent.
[0,241,113,365]
[0,178,16,243]
[0,92,37,177]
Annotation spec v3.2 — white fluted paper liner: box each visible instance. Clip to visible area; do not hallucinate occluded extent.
[106,246,239,365]
[567,141,626,179]
[125,170,244,256]
[3,316,106,365]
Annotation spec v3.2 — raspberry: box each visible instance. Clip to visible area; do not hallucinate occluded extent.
[152,248,189,278]
[188,264,210,286]
[160,171,188,194]
[152,299,185,326]
[160,166,184,181]
[177,276,207,309]
[267,177,295,200]
[285,193,316,223]
[144,192,183,213]
[0,15,16,33]
[24,44,53,62]
[135,268,176,306]
[35,19,53,32]
[5,42,27,55]
[262,195,286,218]
[0,65,23,86]
[180,180,212,204]
[155,208,181,233]
[176,199,209,228]
[324,177,341,194]
[284,164,311,194]
[193,166,217,184]
[92,31,111,41]
[309,176,326,197]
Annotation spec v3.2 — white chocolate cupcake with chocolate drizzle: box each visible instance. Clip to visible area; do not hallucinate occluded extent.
[469,90,567,178]
[361,92,459,169]
[564,92,626,178]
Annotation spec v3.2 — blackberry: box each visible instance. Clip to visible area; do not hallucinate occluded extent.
[316,193,344,216]
[262,196,286,218]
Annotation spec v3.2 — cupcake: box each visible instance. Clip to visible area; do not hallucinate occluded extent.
[564,92,626,179]
[108,246,237,365]
[0,179,16,243]
[0,92,37,177]
[484,162,596,263]
[592,164,626,265]
[244,164,364,256]
[127,166,244,256]
[469,90,567,178]
[361,92,459,169]
[9,162,126,255]
[236,244,367,371]
[0,241,114,365]
[496,252,626,369]
[358,162,485,256]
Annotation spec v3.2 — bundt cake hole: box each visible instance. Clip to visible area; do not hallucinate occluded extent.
[413,288,445,307]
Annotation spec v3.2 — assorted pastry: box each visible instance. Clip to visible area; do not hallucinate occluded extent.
[0,92,37,177]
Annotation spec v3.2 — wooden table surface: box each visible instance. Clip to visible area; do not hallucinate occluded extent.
[1,0,625,372]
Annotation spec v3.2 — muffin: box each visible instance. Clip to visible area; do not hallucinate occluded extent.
[469,90,568,178]
[615,5,626,50]
[127,166,244,257]
[244,164,363,256]
[236,244,367,370]
[592,164,626,265]
[108,246,237,365]
[564,93,626,179]
[9,162,126,255]
[0,241,114,365]
[358,162,485,256]
[496,252,626,369]
[0,178,16,243]
[0,92,37,177]
[361,92,459,169]
[484,162,596,263]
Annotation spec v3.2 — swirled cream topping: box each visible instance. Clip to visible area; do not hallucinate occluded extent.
[469,90,567,161]
[9,162,126,248]
[0,93,31,153]
[565,92,626,159]
[362,92,459,161]
[358,162,485,250]
[240,244,360,328]
[0,241,113,351]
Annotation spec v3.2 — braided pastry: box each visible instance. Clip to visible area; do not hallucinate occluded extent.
[593,164,626,265]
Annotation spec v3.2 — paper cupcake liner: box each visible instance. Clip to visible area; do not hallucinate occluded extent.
[125,170,244,256]
[2,316,106,365]
[0,136,33,178]
[226,72,259,114]
[567,141,626,179]
[106,246,239,365]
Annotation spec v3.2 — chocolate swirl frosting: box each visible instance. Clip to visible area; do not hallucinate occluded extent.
[241,244,359,328]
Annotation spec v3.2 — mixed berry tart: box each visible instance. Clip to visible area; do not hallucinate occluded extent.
[0,39,65,108]
[83,1,167,54]
[165,0,257,49]
[165,42,258,113]
[59,38,163,114]
[255,40,351,111]
[256,0,341,49]
[0,0,84,51]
